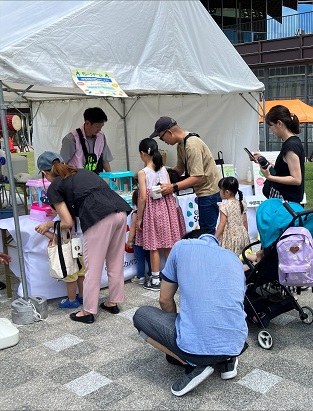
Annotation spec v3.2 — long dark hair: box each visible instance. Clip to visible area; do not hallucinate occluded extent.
[265,105,300,134]
[139,138,163,172]
[218,176,244,214]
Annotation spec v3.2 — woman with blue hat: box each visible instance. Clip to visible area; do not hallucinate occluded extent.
[35,151,131,324]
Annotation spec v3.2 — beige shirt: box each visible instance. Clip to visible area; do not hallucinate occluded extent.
[176,135,220,197]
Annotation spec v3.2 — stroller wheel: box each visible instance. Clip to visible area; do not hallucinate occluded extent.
[300,306,313,324]
[257,330,273,349]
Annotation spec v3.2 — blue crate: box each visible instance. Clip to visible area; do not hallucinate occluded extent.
[0,208,13,219]
[99,170,133,191]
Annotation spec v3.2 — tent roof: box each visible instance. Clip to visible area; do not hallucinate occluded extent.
[0,0,264,99]
[259,99,313,123]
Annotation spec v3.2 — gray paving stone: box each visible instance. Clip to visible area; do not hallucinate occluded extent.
[64,371,112,397]
[0,359,38,389]
[60,340,101,359]
[43,333,83,352]
[237,368,282,394]
[262,353,313,387]
[47,361,91,385]
[84,382,133,408]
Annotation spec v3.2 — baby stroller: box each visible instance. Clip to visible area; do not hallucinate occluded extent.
[242,198,313,350]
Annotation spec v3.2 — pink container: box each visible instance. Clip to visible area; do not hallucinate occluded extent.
[29,202,54,222]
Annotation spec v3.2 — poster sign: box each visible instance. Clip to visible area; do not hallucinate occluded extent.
[71,68,128,97]
[253,151,280,196]
[223,164,235,177]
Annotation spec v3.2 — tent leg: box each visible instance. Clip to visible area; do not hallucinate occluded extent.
[0,80,29,301]
[122,98,130,171]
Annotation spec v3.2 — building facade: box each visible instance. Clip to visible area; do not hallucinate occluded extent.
[200,0,313,156]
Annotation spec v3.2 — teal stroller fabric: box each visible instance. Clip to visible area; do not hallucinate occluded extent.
[256,198,306,248]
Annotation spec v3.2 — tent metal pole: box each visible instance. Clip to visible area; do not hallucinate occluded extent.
[0,80,29,300]
[262,93,267,151]
[122,98,130,170]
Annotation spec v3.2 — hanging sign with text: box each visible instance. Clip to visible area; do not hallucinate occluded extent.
[71,68,128,97]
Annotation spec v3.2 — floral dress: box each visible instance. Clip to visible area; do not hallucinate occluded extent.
[135,166,186,251]
[218,199,250,256]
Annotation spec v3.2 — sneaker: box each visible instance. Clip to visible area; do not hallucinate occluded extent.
[131,275,145,285]
[76,295,83,305]
[58,298,80,309]
[220,357,238,380]
[143,278,160,291]
[171,365,214,397]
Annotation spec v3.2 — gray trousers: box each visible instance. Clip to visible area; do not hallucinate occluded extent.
[133,306,231,367]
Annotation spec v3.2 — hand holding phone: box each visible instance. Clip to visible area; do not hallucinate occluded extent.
[244,147,256,162]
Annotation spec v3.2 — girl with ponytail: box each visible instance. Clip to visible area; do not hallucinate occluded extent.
[136,138,185,291]
[215,177,250,256]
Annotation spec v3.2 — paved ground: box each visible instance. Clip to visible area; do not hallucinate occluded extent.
[1,268,313,410]
[1,200,313,410]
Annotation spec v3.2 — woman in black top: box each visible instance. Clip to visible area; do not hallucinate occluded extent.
[35,151,131,323]
[256,105,304,203]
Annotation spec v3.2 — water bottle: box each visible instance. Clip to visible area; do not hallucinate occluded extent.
[247,167,252,182]
[234,168,239,179]
[258,156,276,176]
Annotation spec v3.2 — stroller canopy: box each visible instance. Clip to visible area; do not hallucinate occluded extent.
[256,199,306,248]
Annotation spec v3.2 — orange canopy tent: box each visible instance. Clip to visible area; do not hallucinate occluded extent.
[259,99,313,123]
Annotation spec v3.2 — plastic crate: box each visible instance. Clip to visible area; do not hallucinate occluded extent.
[99,170,133,191]
[0,208,13,219]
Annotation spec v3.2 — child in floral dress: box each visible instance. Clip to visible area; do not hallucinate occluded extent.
[215,176,250,256]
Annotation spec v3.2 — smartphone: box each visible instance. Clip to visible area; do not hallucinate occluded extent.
[244,147,255,161]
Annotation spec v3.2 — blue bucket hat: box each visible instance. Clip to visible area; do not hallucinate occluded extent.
[37,151,64,171]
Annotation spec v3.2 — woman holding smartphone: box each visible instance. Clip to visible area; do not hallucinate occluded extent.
[253,105,304,203]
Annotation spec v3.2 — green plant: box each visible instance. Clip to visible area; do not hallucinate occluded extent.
[304,162,313,210]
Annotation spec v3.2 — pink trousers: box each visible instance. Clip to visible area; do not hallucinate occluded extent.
[82,212,127,314]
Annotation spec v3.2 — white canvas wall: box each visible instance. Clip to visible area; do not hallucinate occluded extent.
[32,92,259,180]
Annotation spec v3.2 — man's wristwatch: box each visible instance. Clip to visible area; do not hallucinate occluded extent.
[173,183,179,193]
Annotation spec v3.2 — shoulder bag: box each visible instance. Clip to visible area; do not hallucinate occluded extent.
[47,220,79,280]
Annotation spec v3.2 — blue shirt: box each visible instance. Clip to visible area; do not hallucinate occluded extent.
[162,234,248,356]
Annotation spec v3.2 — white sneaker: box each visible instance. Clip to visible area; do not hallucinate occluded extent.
[220,357,238,380]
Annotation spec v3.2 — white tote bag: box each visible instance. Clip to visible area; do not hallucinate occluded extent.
[47,221,79,280]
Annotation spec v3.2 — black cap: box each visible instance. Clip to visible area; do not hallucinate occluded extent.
[149,116,177,138]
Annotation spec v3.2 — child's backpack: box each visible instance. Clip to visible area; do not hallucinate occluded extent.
[276,226,313,287]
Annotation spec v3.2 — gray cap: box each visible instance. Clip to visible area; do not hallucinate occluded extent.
[37,151,64,171]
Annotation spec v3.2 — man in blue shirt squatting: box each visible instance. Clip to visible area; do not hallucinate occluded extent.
[133,229,248,397]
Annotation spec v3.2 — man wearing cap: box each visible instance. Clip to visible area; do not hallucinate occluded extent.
[60,107,113,174]
[150,117,221,234]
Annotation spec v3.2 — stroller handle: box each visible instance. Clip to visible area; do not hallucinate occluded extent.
[282,201,298,218]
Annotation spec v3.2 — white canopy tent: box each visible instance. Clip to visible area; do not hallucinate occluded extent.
[0,0,264,178]
[0,0,264,307]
